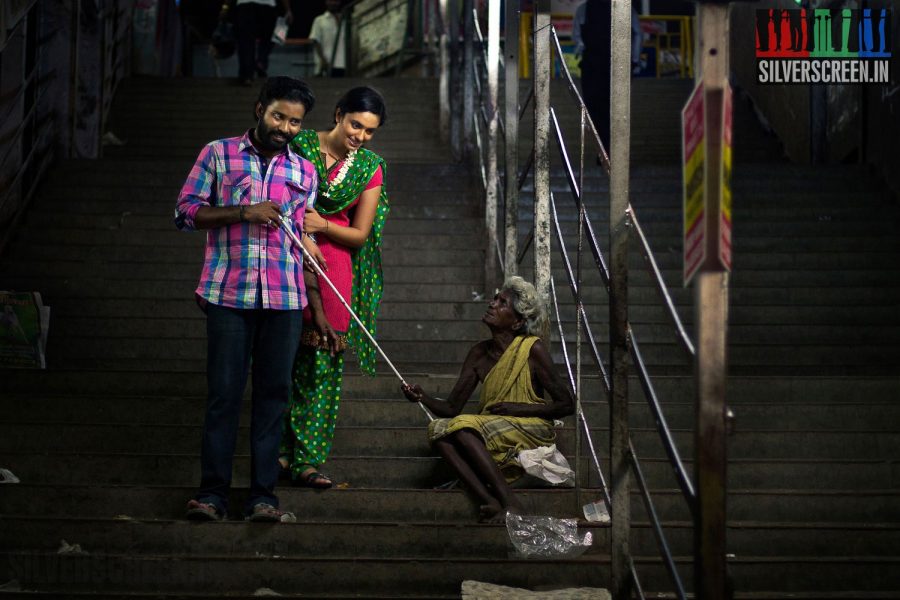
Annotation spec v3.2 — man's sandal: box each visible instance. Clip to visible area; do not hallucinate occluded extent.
[294,470,333,489]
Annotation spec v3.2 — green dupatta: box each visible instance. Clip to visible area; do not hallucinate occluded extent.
[290,129,389,376]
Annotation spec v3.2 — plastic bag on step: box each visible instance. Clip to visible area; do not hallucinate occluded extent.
[505,512,592,558]
[517,444,575,486]
[0,468,20,484]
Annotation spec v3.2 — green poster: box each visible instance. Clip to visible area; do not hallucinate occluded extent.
[0,291,49,369]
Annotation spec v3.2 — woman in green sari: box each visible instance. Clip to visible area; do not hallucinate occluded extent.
[279,86,389,488]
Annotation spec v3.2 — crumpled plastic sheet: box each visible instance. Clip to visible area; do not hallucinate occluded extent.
[505,513,593,558]
[518,444,575,486]
[0,469,19,484]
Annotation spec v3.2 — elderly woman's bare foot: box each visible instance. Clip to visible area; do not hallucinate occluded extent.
[478,501,503,523]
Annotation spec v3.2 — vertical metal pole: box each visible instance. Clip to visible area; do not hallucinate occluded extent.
[609,0,633,597]
[484,0,501,289]
[532,0,552,330]
[694,4,730,598]
[439,0,450,143]
[448,0,462,160]
[463,0,475,159]
[70,0,81,158]
[574,106,586,508]
[503,0,520,275]
[694,270,729,599]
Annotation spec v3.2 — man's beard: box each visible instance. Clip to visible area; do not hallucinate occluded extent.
[254,120,289,152]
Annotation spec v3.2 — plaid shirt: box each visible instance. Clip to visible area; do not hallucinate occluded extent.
[175,131,318,310]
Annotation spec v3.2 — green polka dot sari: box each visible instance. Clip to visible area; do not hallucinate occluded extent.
[290,129,389,376]
[282,130,389,474]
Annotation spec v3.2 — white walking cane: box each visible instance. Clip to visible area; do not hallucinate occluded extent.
[278,215,434,422]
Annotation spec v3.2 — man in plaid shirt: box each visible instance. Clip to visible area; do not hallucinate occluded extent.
[175,77,321,523]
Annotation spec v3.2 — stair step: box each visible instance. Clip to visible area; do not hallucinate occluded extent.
[3,394,899,430]
[1,452,896,489]
[3,485,898,523]
[1,422,897,460]
[0,551,610,596]
[1,517,897,561]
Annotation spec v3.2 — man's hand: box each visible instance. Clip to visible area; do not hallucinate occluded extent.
[283,8,294,25]
[243,201,284,227]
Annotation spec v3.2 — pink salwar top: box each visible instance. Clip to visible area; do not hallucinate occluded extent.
[304,163,383,333]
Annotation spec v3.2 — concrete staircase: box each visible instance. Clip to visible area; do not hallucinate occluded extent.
[0,75,899,598]
[0,76,608,598]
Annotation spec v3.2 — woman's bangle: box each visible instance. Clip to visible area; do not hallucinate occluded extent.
[324,219,329,233]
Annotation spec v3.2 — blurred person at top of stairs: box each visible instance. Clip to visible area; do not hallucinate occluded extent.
[280,86,391,490]
[402,276,575,523]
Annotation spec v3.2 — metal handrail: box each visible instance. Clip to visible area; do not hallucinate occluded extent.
[549,28,610,173]
[472,11,505,136]
[549,79,697,509]
[550,185,690,598]
[0,68,39,132]
[550,184,688,598]
[628,440,688,599]
[549,277,612,511]
[550,54,695,510]
[629,556,646,600]
[550,191,610,391]
[550,108,611,289]
[542,23,698,597]
[630,334,697,507]
[471,111,487,190]
[549,28,692,357]
[629,207,696,357]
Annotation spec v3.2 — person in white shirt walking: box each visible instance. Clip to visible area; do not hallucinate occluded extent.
[309,0,346,77]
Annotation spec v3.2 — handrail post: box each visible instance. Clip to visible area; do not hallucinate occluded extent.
[693,2,731,597]
[532,0,552,337]
[483,0,501,289]
[463,0,475,160]
[503,0,520,276]
[438,0,450,143]
[448,0,462,159]
[609,0,633,597]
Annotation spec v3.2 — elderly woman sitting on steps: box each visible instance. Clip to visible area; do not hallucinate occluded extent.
[401,276,575,522]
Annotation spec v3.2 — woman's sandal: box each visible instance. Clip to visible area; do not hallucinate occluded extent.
[294,469,333,489]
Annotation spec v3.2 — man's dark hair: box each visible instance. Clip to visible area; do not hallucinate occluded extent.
[254,77,316,120]
[334,86,388,125]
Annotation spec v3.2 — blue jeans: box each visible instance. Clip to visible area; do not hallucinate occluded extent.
[196,303,302,516]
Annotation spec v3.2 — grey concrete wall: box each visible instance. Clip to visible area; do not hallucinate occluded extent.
[862,1,900,197]
[729,0,811,164]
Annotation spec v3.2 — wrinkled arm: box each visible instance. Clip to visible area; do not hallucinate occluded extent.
[401,343,484,418]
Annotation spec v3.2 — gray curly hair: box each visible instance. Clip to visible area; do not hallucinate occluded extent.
[501,276,549,337]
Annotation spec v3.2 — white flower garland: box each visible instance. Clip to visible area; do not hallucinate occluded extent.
[322,148,357,199]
